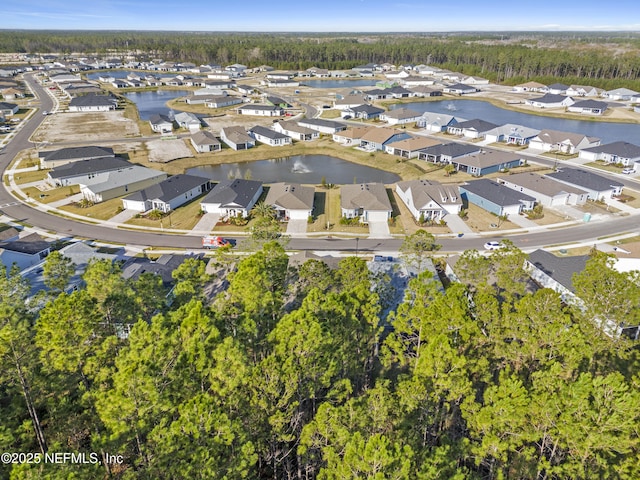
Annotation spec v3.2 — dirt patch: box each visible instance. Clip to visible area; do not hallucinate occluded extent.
[34,110,140,143]
[146,138,194,163]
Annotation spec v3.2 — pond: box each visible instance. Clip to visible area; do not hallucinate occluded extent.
[122,90,191,120]
[302,79,378,89]
[187,155,401,185]
[392,99,640,144]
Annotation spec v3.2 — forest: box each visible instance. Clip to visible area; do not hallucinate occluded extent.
[2,31,640,89]
[1,237,639,479]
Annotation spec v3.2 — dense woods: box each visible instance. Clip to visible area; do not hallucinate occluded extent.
[1,242,639,479]
[3,31,640,89]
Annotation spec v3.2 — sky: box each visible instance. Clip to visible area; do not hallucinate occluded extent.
[2,0,640,32]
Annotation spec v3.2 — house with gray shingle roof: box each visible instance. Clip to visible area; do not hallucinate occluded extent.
[47,156,132,187]
[149,114,174,133]
[450,149,523,176]
[174,112,202,132]
[68,93,117,112]
[200,179,263,218]
[237,104,283,116]
[379,107,422,126]
[447,119,500,139]
[264,183,315,220]
[578,141,640,167]
[40,145,115,168]
[297,118,347,135]
[417,142,480,163]
[567,99,609,115]
[384,136,441,159]
[79,166,167,203]
[272,120,319,141]
[418,112,464,132]
[343,104,385,120]
[248,125,292,147]
[497,172,588,207]
[524,249,587,305]
[545,168,623,200]
[395,180,462,221]
[459,179,535,216]
[359,127,411,151]
[484,124,540,145]
[0,233,51,271]
[525,93,575,109]
[220,126,255,150]
[190,131,221,153]
[442,83,478,95]
[121,174,212,213]
[341,183,392,223]
[529,129,600,154]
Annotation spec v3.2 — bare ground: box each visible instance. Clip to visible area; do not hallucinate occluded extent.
[147,138,194,163]
[34,110,140,144]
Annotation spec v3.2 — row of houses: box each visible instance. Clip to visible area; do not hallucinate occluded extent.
[513,82,640,101]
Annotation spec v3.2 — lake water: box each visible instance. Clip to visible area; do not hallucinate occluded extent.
[393,99,640,144]
[123,90,191,120]
[302,79,378,89]
[187,155,401,184]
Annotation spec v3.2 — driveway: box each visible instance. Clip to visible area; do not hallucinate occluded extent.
[507,213,539,229]
[191,212,220,234]
[286,219,308,236]
[445,214,475,235]
[368,220,391,239]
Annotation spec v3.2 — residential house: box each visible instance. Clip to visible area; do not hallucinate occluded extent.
[264,182,315,220]
[266,96,292,108]
[443,83,478,95]
[359,127,412,151]
[237,104,283,117]
[68,93,117,112]
[235,84,255,95]
[343,104,385,120]
[121,174,212,213]
[512,81,547,93]
[220,126,255,150]
[578,141,640,167]
[483,124,540,145]
[0,233,50,271]
[566,85,603,97]
[402,76,436,87]
[333,94,367,110]
[529,129,601,154]
[174,112,201,132]
[149,114,174,133]
[524,249,588,305]
[459,179,535,216]
[340,183,392,223]
[497,172,588,207]
[447,119,499,139]
[46,156,132,187]
[525,94,575,108]
[40,145,115,168]
[0,102,19,116]
[265,79,299,88]
[547,83,570,95]
[450,150,523,176]
[200,179,263,218]
[248,125,292,147]
[272,120,320,141]
[79,166,167,203]
[395,180,462,221]
[204,96,243,108]
[122,254,203,290]
[384,136,441,159]
[204,80,235,90]
[190,130,221,153]
[604,88,638,101]
[332,126,372,146]
[297,118,347,135]
[379,107,422,126]
[408,85,443,98]
[1,88,25,100]
[567,100,608,115]
[417,112,464,132]
[418,142,480,163]
[545,168,624,200]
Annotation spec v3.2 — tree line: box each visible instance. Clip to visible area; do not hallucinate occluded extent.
[2,31,640,89]
[1,237,639,479]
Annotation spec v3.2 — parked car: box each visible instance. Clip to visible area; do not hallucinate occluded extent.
[621,168,636,174]
[202,236,233,249]
[42,110,49,116]
[483,241,504,250]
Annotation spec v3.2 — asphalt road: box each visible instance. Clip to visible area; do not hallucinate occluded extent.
[0,74,638,253]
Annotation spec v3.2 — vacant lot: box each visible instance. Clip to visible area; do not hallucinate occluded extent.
[34,110,140,143]
[147,138,194,163]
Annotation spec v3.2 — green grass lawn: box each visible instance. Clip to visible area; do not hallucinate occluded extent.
[13,170,49,185]
[59,197,123,221]
[585,161,627,174]
[23,185,79,204]
[125,198,204,230]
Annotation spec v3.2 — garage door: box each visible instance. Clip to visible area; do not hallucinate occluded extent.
[367,211,390,222]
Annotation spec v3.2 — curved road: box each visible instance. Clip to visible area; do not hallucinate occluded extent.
[1,74,638,253]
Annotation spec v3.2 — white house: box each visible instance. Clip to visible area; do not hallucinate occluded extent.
[525,94,575,109]
[79,166,167,203]
[379,107,422,126]
[248,125,292,147]
[68,94,117,112]
[220,126,255,150]
[272,121,320,141]
[0,233,50,272]
[264,182,315,220]
[121,174,212,213]
[200,179,263,218]
[190,131,221,153]
[578,141,640,167]
[545,168,624,200]
[237,104,283,116]
[174,112,201,132]
[529,129,601,154]
[340,183,392,223]
[395,180,462,221]
[417,112,464,133]
[483,124,540,145]
[497,172,588,207]
[149,114,174,133]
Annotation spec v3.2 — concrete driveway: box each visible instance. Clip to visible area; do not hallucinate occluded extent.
[368,220,391,239]
[286,219,308,236]
[192,212,220,234]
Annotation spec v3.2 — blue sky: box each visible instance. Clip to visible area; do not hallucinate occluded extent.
[2,0,640,32]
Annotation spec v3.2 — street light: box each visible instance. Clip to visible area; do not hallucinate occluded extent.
[355,237,359,257]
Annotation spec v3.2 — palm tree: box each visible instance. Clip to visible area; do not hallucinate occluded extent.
[251,201,276,219]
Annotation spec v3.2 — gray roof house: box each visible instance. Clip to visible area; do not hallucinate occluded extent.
[40,145,116,168]
[525,93,575,108]
[379,107,422,125]
[220,126,255,150]
[450,150,523,176]
[447,119,500,139]
[529,129,601,154]
[578,141,640,167]
[395,179,462,221]
[200,179,263,218]
[149,114,174,133]
[237,104,283,116]
[248,125,292,147]
[68,93,117,112]
[0,233,50,271]
[297,118,347,135]
[497,172,588,207]
[417,112,465,132]
[121,174,211,213]
[174,111,202,132]
[79,166,168,203]
[46,156,132,187]
[524,249,588,305]
[459,178,536,216]
[483,124,540,145]
[341,183,392,223]
[545,168,624,200]
[190,130,221,153]
[204,95,243,109]
[359,127,412,151]
[0,102,19,116]
[264,182,315,220]
[272,120,320,141]
[442,83,478,95]
[344,104,385,120]
[567,99,609,115]
[417,142,480,163]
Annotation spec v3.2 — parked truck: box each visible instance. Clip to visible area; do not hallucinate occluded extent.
[202,236,232,249]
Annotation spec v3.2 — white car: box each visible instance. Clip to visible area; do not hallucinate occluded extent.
[621,168,636,175]
[483,241,504,250]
